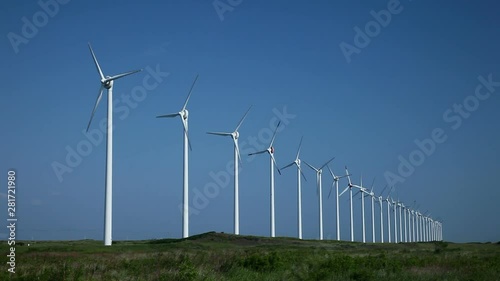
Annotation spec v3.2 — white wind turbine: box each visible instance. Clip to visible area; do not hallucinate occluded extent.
[366,182,378,243]
[402,203,407,242]
[157,74,199,238]
[86,43,142,246]
[207,105,252,235]
[353,176,369,243]
[392,197,398,243]
[377,185,388,243]
[303,156,335,240]
[398,200,403,243]
[384,195,392,243]
[248,121,282,238]
[339,167,356,242]
[327,166,349,241]
[281,137,307,239]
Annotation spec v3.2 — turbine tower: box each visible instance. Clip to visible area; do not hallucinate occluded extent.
[339,167,356,242]
[385,195,392,243]
[303,157,335,240]
[327,166,349,241]
[157,75,199,238]
[392,198,398,243]
[282,137,307,239]
[248,121,282,237]
[378,195,384,243]
[353,176,368,243]
[207,105,252,235]
[86,43,142,246]
[367,183,376,243]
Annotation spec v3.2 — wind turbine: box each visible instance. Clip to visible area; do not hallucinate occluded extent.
[339,166,356,242]
[303,156,335,240]
[385,195,392,243]
[377,185,388,243]
[353,176,369,243]
[281,137,307,239]
[157,74,199,238]
[207,105,252,235]
[392,197,398,243]
[248,121,282,238]
[366,181,377,243]
[327,166,349,241]
[402,203,407,242]
[398,200,403,243]
[86,43,142,246]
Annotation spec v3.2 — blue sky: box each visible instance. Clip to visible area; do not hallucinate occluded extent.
[1,0,499,243]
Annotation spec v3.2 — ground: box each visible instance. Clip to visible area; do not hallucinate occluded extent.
[1,232,499,280]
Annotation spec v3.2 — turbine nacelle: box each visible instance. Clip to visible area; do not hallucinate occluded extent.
[233,131,239,139]
[102,78,113,89]
[181,109,189,120]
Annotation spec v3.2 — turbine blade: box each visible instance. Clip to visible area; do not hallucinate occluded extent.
[281,162,295,170]
[88,43,105,81]
[345,166,352,185]
[157,112,179,118]
[233,137,241,164]
[380,184,388,196]
[206,132,232,136]
[234,105,252,132]
[320,156,335,169]
[370,177,376,193]
[327,165,335,179]
[105,69,143,82]
[295,136,303,160]
[327,181,334,199]
[182,74,199,111]
[86,85,105,132]
[339,186,349,197]
[269,121,281,147]
[271,153,281,175]
[353,189,361,198]
[181,118,192,151]
[298,165,307,182]
[303,160,318,172]
[248,149,267,156]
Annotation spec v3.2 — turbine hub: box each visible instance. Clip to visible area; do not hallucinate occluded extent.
[296,159,300,165]
[270,146,274,154]
[103,79,113,89]
[234,131,239,139]
[182,109,189,119]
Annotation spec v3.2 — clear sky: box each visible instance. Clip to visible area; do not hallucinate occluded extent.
[1,0,499,243]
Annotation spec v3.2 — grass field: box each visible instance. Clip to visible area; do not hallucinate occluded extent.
[1,232,499,280]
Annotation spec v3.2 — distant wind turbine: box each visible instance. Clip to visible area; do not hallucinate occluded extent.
[339,166,356,242]
[157,74,199,238]
[248,121,282,237]
[327,166,349,241]
[86,43,142,246]
[303,156,335,240]
[207,105,252,235]
[281,137,307,239]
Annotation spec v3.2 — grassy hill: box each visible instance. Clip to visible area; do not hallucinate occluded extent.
[1,232,499,280]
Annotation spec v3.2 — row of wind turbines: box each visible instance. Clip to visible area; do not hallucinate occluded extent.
[85,43,442,246]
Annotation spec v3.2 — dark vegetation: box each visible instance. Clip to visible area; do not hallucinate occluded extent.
[1,232,499,280]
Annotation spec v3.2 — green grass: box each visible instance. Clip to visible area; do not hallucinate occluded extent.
[2,232,500,280]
